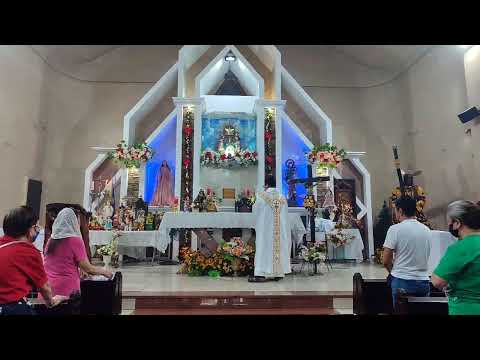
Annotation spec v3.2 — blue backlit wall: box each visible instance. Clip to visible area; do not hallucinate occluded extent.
[281,118,313,206]
[144,116,177,204]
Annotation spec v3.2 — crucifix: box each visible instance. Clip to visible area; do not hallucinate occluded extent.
[288,164,330,244]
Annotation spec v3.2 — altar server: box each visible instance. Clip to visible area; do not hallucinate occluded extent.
[249,175,291,282]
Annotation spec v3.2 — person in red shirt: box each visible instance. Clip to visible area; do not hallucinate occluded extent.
[0,206,64,315]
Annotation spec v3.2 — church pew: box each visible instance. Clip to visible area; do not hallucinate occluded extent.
[80,272,122,315]
[353,273,444,315]
[29,273,122,315]
[353,273,393,315]
[396,290,448,315]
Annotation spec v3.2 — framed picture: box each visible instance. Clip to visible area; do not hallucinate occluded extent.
[223,188,235,199]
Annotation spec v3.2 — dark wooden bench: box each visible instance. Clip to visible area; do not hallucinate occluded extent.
[396,290,448,315]
[30,272,123,315]
[353,273,445,315]
[80,272,122,315]
[353,273,393,315]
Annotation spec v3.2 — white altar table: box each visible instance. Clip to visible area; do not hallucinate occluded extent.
[158,212,307,259]
[89,230,163,259]
[314,227,364,262]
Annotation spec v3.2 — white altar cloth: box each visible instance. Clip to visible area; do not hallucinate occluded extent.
[428,230,457,275]
[89,230,163,255]
[327,228,364,262]
[314,228,364,262]
[158,212,306,252]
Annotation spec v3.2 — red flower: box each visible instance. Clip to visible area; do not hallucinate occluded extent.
[252,151,258,157]
[244,152,250,159]
[206,151,212,158]
[266,156,274,164]
[183,126,193,136]
[183,158,191,167]
[265,131,273,142]
[220,154,226,161]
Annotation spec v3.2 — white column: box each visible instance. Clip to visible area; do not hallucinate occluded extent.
[120,168,129,201]
[138,163,146,200]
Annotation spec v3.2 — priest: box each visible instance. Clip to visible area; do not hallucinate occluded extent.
[249,175,292,283]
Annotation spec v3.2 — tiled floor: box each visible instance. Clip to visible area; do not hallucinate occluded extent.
[118,262,387,294]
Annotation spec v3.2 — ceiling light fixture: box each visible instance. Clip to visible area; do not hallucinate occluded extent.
[225,50,236,62]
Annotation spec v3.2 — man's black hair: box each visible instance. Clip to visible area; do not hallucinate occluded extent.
[394,195,417,217]
[3,206,38,238]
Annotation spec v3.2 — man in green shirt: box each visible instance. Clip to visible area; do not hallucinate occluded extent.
[431,200,480,315]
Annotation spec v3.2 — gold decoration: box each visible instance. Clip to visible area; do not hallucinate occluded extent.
[259,191,286,276]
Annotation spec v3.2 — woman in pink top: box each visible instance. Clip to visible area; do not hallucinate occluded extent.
[44,208,112,297]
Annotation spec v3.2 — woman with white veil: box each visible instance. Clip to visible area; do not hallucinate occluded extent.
[44,208,112,297]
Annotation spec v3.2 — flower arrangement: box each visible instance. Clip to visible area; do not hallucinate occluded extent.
[306,143,346,168]
[300,241,326,263]
[328,227,355,248]
[200,150,258,168]
[107,140,154,168]
[220,237,254,262]
[178,238,255,277]
[97,230,121,257]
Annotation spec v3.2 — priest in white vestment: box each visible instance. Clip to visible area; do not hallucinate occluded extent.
[249,176,292,282]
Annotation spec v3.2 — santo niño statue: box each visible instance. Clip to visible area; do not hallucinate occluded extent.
[218,124,241,156]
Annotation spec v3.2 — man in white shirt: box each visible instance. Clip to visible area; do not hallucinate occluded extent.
[383,195,431,307]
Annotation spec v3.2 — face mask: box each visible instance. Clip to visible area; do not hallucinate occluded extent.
[30,225,40,243]
[448,223,459,238]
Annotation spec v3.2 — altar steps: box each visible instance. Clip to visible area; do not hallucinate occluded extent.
[125,291,350,315]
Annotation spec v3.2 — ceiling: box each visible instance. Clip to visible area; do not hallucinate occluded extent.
[31,45,436,86]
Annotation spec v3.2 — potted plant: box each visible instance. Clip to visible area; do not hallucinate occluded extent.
[300,241,326,275]
[96,230,120,268]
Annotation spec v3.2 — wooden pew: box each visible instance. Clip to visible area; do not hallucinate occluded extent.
[353,273,444,315]
[80,272,122,315]
[396,290,448,315]
[30,272,122,315]
[353,273,393,315]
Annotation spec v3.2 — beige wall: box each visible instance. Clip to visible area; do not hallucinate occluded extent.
[40,68,152,222]
[398,46,474,228]
[0,46,49,221]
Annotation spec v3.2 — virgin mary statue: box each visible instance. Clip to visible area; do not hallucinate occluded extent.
[151,160,175,206]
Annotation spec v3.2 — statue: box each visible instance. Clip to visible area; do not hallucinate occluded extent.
[145,212,154,231]
[205,188,219,212]
[284,159,298,206]
[218,124,241,157]
[192,189,207,212]
[103,201,114,218]
[151,160,175,206]
[390,146,432,228]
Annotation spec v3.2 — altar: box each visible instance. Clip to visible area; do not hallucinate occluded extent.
[83,45,375,262]
[158,212,307,260]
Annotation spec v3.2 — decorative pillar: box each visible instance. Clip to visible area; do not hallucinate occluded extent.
[173,97,205,210]
[254,99,286,193]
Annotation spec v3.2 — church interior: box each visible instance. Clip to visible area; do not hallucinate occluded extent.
[1,45,479,316]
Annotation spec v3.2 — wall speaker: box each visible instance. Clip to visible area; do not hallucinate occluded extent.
[26,178,42,219]
[458,106,480,124]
